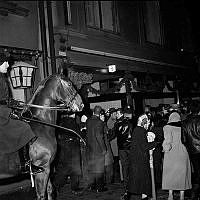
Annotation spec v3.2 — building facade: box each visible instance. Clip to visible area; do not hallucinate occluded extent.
[0,1,198,111]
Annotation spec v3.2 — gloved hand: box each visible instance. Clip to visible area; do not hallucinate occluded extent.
[9,109,22,120]
[7,98,24,110]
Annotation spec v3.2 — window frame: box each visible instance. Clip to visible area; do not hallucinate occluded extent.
[84,1,120,34]
[142,1,165,46]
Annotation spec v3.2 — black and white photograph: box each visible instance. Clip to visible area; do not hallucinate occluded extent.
[0,1,200,200]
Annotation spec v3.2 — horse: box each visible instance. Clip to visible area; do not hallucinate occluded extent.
[0,74,84,200]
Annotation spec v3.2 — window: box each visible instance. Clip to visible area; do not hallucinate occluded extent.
[85,1,119,33]
[101,1,114,30]
[143,1,163,45]
[85,1,100,28]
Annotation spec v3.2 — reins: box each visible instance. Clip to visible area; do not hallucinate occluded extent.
[8,99,86,145]
[25,103,70,110]
[20,115,86,146]
[8,99,71,111]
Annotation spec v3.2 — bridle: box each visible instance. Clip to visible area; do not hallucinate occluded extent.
[55,75,79,110]
[56,90,78,111]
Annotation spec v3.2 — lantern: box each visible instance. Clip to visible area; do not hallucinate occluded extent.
[9,61,37,88]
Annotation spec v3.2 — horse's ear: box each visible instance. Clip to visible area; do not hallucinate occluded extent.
[62,67,69,77]
[58,60,74,77]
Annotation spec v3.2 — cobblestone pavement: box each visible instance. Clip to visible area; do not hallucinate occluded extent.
[0,180,192,200]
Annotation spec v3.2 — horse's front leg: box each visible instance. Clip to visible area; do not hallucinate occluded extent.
[34,167,50,200]
[47,178,54,200]
[29,138,56,200]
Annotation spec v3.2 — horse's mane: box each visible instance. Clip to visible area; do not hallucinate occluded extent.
[28,74,59,104]
[36,74,58,88]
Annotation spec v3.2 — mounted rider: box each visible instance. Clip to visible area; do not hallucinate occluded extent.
[0,55,43,175]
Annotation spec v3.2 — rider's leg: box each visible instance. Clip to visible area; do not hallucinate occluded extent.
[18,144,44,174]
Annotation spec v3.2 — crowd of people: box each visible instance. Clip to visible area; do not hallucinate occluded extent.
[51,99,200,200]
[1,60,200,200]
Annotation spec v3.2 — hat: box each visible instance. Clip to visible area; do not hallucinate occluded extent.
[109,107,117,114]
[0,73,9,101]
[116,108,123,114]
[100,109,105,115]
[168,112,181,123]
[169,103,180,111]
[0,53,7,65]
[124,106,132,114]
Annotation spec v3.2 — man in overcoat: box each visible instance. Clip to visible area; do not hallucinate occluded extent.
[53,113,82,194]
[107,108,120,183]
[86,105,107,192]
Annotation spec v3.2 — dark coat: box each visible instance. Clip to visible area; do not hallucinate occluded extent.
[128,126,156,196]
[151,126,164,185]
[182,115,200,154]
[110,116,132,150]
[0,106,36,154]
[56,116,82,176]
[86,115,107,173]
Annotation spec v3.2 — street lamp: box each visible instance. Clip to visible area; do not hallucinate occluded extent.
[9,61,37,89]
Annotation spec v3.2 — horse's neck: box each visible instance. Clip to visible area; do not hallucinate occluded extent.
[29,88,57,124]
[34,109,57,124]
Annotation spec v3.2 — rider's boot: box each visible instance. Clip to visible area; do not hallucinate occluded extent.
[18,144,44,175]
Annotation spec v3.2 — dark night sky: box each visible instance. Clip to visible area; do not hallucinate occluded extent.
[184,1,200,53]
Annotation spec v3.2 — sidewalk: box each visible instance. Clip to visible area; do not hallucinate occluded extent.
[0,176,30,195]
[0,179,192,200]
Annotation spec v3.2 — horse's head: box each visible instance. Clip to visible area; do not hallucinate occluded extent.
[56,74,84,112]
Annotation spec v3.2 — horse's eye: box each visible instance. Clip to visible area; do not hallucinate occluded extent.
[68,82,71,86]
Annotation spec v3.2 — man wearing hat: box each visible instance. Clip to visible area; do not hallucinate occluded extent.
[0,57,43,174]
[86,105,108,192]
